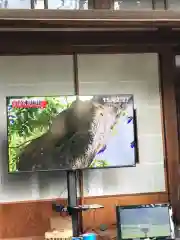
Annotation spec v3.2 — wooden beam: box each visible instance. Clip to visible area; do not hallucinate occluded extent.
[0,10,180,29]
[0,30,179,55]
[159,49,180,219]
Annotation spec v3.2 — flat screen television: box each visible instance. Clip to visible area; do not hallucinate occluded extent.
[116,204,175,240]
[7,94,136,173]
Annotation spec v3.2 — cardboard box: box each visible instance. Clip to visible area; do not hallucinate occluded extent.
[50,216,73,233]
[45,229,72,240]
[45,216,73,240]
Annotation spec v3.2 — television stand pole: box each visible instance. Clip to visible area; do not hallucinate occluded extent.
[67,170,79,237]
[53,170,104,237]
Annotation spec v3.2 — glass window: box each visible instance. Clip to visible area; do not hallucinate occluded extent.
[114,0,153,10]
[34,0,45,9]
[168,0,180,10]
[48,0,88,9]
[0,0,88,9]
[0,0,31,9]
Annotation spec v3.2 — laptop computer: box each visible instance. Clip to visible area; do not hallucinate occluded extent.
[116,204,175,240]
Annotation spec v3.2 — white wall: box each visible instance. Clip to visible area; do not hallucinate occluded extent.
[0,53,165,202]
[0,56,74,202]
[78,53,165,196]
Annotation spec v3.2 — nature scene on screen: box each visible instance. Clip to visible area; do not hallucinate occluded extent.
[7,95,135,172]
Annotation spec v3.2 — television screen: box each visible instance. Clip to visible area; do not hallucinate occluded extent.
[7,94,136,173]
[116,204,175,240]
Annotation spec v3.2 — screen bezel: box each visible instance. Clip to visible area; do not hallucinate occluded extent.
[6,94,137,173]
[116,204,174,240]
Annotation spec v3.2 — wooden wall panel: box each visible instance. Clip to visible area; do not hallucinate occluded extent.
[82,192,168,231]
[0,205,3,239]
[0,199,67,238]
[0,192,168,239]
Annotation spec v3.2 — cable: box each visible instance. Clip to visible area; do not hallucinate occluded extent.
[59,186,67,198]
[52,185,67,208]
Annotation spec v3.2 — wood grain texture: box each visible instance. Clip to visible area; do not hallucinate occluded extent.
[82,192,168,231]
[0,10,180,28]
[171,65,180,223]
[0,205,3,238]
[0,237,44,240]
[0,192,168,238]
[158,50,179,218]
[0,30,180,56]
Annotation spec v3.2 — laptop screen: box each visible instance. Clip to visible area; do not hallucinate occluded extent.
[116,204,174,240]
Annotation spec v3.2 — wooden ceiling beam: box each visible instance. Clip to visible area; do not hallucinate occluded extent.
[0,29,178,54]
[0,10,180,29]
[0,29,178,44]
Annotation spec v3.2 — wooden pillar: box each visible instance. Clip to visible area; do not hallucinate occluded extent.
[159,48,180,221]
